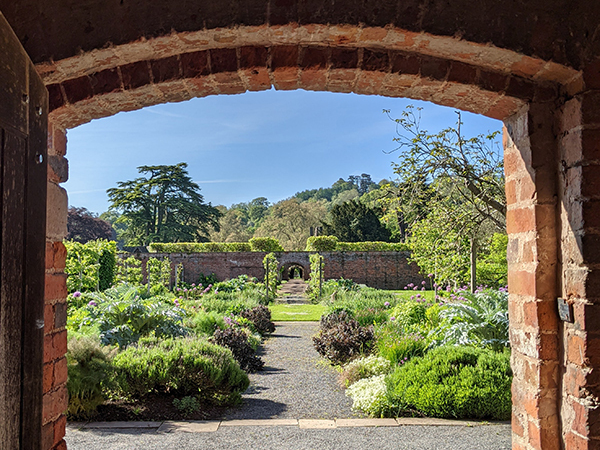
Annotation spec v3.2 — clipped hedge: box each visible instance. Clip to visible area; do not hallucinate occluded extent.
[305,237,409,252]
[336,241,410,251]
[149,242,252,253]
[249,237,284,252]
[306,236,339,251]
[112,337,249,404]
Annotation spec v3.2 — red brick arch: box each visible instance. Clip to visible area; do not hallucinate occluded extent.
[32,20,599,450]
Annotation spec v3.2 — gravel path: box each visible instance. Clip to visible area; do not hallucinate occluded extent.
[224,321,363,420]
[66,424,511,450]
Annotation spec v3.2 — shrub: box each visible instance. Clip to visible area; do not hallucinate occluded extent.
[335,242,410,251]
[67,336,115,419]
[112,337,249,404]
[313,315,375,365]
[305,236,339,251]
[346,375,388,417]
[320,309,355,329]
[339,355,391,388]
[186,311,226,336]
[115,255,143,285]
[198,272,219,286]
[65,239,117,293]
[325,289,397,327]
[375,322,428,365]
[173,396,201,416]
[390,301,428,330]
[240,305,276,335]
[249,237,284,252]
[386,346,512,420]
[211,327,264,373]
[148,242,252,253]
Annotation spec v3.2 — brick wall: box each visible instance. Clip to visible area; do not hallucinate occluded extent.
[43,123,69,450]
[136,251,425,290]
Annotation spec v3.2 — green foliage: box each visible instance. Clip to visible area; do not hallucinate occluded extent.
[185,311,226,336]
[335,241,410,251]
[385,346,512,420]
[339,355,392,388]
[249,237,284,252]
[67,336,115,419]
[435,288,509,351]
[324,288,397,327]
[146,257,172,292]
[115,256,143,285]
[375,323,428,366]
[107,163,222,245]
[307,253,324,301]
[148,242,252,253]
[306,236,339,251]
[65,239,117,293]
[263,253,279,301]
[476,233,508,287]
[324,200,391,242]
[172,396,201,416]
[112,337,249,404]
[81,284,188,348]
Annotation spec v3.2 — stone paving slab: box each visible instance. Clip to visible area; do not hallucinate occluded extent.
[336,418,399,427]
[220,419,298,427]
[395,417,479,426]
[84,421,162,429]
[298,419,336,429]
[157,421,220,433]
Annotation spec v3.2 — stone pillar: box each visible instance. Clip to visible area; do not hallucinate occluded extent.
[42,121,69,450]
[505,103,561,450]
[557,73,600,449]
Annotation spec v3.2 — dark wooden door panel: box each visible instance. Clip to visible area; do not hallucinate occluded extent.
[0,11,48,450]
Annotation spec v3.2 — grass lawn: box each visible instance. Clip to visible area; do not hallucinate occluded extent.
[269,303,326,321]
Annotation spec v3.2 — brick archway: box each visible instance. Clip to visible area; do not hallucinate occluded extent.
[0,2,598,448]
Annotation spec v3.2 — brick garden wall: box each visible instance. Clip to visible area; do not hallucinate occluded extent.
[136,251,425,290]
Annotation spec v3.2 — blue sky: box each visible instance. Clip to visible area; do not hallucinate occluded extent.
[64,88,502,214]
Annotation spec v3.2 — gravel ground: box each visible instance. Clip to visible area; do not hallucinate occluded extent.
[65,320,512,449]
[66,424,511,450]
[224,321,363,420]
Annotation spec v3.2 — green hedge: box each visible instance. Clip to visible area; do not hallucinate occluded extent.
[249,237,284,252]
[65,239,117,293]
[306,236,339,251]
[306,236,409,252]
[149,242,252,253]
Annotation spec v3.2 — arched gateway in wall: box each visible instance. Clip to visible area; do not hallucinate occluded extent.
[0,2,599,449]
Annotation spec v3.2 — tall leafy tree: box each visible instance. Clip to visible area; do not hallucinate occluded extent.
[323,200,391,242]
[386,106,505,288]
[107,163,221,245]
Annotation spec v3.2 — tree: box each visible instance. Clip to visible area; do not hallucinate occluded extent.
[209,207,254,242]
[386,106,505,289]
[323,200,391,242]
[67,207,115,243]
[107,163,221,245]
[254,199,327,251]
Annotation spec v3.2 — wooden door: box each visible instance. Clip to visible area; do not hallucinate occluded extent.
[0,11,47,450]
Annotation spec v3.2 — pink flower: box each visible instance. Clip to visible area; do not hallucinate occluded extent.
[87,300,97,307]
[73,291,81,298]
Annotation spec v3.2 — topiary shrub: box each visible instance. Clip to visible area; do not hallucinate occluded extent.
[211,327,264,373]
[249,237,284,252]
[313,312,374,365]
[385,346,512,420]
[305,236,339,251]
[240,305,276,336]
[67,336,115,419]
[339,355,391,388]
[112,337,249,405]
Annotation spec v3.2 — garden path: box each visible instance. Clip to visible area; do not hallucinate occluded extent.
[276,280,309,304]
[224,321,362,420]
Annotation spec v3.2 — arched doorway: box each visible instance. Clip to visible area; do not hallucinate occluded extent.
[0,3,597,449]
